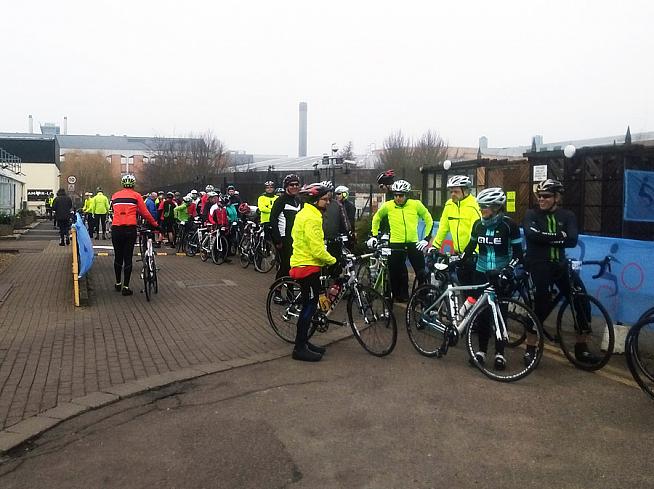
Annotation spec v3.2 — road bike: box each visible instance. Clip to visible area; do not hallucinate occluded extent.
[239,221,276,273]
[625,307,654,400]
[406,272,544,382]
[266,251,398,357]
[512,256,614,371]
[138,226,158,301]
[356,234,392,303]
[185,218,207,257]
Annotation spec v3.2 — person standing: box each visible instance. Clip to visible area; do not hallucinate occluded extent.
[158,192,176,247]
[257,181,278,234]
[369,179,433,302]
[270,174,302,281]
[82,192,95,236]
[111,175,159,296]
[91,187,110,240]
[431,175,481,284]
[289,183,336,362]
[45,192,54,225]
[376,169,395,236]
[52,188,73,246]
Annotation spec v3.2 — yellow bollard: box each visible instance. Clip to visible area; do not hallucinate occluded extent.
[71,226,80,307]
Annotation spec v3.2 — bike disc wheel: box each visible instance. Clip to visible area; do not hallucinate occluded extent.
[347,285,397,357]
[466,298,544,382]
[266,278,302,343]
[556,293,613,371]
[406,284,448,357]
[625,317,654,400]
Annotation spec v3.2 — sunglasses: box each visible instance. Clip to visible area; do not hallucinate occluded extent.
[287,183,300,187]
[479,204,492,209]
[394,193,407,197]
[537,193,554,199]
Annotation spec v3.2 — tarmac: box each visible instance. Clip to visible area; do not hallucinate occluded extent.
[0,219,648,462]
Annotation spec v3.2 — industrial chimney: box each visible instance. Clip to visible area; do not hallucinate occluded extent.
[63,116,68,135]
[28,115,33,134]
[298,102,307,157]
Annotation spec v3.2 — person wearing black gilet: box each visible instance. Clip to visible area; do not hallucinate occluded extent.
[270,174,302,280]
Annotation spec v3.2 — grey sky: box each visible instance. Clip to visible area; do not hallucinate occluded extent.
[2,0,652,156]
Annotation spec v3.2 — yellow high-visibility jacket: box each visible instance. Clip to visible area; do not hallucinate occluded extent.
[290,204,336,268]
[371,198,433,244]
[433,193,481,253]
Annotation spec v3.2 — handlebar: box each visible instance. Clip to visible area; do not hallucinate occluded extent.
[580,256,612,279]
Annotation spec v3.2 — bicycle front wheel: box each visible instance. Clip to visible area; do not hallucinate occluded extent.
[347,285,397,357]
[556,293,614,371]
[185,233,199,257]
[466,298,544,382]
[255,239,276,273]
[212,236,228,265]
[143,260,152,301]
[625,317,654,400]
[266,278,303,343]
[406,284,447,357]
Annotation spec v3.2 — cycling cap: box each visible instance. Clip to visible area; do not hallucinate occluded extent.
[476,187,506,206]
[536,179,564,194]
[121,174,135,188]
[447,175,473,189]
[391,180,411,193]
[377,169,395,185]
[283,174,300,188]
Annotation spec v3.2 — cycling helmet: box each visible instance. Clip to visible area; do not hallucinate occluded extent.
[96,186,103,192]
[377,169,395,185]
[227,185,235,191]
[390,179,411,193]
[166,191,174,198]
[121,174,136,188]
[447,175,473,189]
[320,180,334,191]
[190,189,198,195]
[183,195,192,203]
[283,173,300,188]
[205,184,214,192]
[299,182,331,203]
[476,187,506,207]
[334,185,349,194]
[264,180,274,187]
[158,190,164,195]
[238,202,251,214]
[535,179,564,194]
[275,187,284,195]
[207,191,218,198]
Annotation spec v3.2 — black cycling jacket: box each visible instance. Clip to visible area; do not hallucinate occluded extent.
[270,193,301,244]
[522,207,578,264]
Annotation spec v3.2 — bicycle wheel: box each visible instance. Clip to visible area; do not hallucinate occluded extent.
[556,293,614,371]
[151,255,158,294]
[355,258,372,287]
[347,285,397,357]
[466,298,544,382]
[212,235,228,265]
[185,233,199,257]
[266,278,303,343]
[406,284,448,357]
[625,317,654,400]
[143,261,152,301]
[255,239,276,273]
[200,235,210,262]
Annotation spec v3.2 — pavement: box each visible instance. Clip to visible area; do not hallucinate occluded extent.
[0,223,651,476]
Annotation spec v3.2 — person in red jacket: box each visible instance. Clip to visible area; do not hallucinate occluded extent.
[111,174,159,296]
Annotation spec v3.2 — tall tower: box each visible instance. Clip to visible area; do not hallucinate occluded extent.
[298,102,307,157]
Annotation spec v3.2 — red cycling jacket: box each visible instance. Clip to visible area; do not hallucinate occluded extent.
[208,203,228,227]
[111,189,159,227]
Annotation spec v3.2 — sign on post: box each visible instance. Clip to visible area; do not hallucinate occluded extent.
[67,175,77,184]
[533,165,548,182]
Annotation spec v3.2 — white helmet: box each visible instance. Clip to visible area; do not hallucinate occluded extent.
[320,180,334,191]
[334,185,349,194]
[390,180,411,193]
[447,175,472,189]
[476,187,506,207]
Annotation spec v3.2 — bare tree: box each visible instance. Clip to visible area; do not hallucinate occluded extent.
[338,140,355,161]
[61,151,116,198]
[142,132,229,191]
[412,130,448,171]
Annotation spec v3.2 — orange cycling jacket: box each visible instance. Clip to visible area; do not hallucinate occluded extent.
[111,189,159,227]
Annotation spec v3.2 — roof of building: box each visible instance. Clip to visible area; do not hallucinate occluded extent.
[234,155,372,172]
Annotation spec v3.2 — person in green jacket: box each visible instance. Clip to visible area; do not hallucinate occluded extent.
[431,175,481,284]
[289,182,336,362]
[257,181,278,238]
[369,179,433,302]
[90,187,111,239]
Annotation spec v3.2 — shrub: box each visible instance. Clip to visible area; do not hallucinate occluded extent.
[17,209,36,218]
[0,213,14,225]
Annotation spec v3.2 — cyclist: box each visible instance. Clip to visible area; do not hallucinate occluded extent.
[82,192,95,236]
[369,179,433,302]
[522,179,597,364]
[199,185,214,219]
[289,182,336,362]
[227,185,241,205]
[110,174,159,296]
[432,175,481,284]
[376,169,395,235]
[257,181,278,234]
[174,195,192,244]
[270,174,302,282]
[158,192,176,247]
[461,187,523,370]
[91,187,110,240]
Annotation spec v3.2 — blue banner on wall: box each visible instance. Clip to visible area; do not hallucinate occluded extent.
[624,169,654,222]
[74,213,94,278]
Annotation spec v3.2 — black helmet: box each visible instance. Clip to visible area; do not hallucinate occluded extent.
[299,182,331,203]
[283,174,300,188]
[536,179,564,194]
[376,169,395,186]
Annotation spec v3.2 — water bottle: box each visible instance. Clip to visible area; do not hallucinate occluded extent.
[458,296,476,320]
[327,282,341,303]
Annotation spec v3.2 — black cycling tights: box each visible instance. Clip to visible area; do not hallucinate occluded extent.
[388,243,427,301]
[112,226,137,287]
[296,272,320,349]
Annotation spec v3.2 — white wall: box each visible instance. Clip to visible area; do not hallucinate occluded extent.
[0,174,25,215]
[22,162,59,213]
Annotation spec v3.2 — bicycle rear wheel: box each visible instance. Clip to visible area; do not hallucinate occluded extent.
[625,317,654,400]
[406,284,448,357]
[212,235,228,265]
[466,298,543,382]
[186,233,199,257]
[266,278,317,343]
[151,256,158,294]
[143,260,152,301]
[556,293,613,371]
[347,285,397,357]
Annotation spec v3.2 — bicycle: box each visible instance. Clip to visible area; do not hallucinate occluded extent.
[184,218,206,257]
[406,272,544,382]
[266,251,398,357]
[625,308,654,400]
[356,234,393,303]
[512,256,615,371]
[138,226,158,301]
[239,221,276,273]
